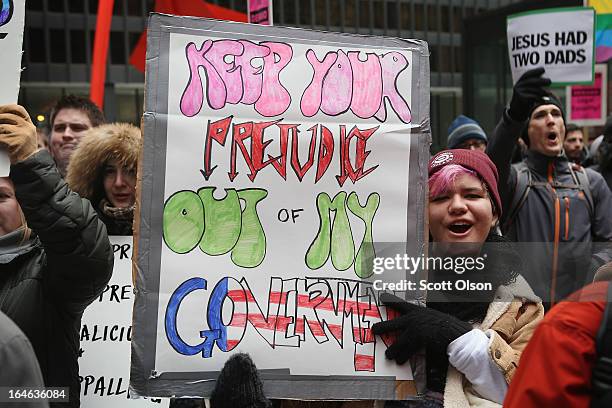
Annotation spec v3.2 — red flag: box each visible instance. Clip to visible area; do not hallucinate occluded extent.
[129,0,247,72]
[90,0,114,108]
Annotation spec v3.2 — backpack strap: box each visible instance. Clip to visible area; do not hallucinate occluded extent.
[592,283,612,401]
[570,163,595,220]
[502,161,531,234]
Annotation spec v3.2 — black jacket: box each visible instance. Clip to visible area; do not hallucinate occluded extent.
[487,111,612,303]
[0,150,113,407]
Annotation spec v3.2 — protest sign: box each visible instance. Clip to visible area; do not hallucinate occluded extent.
[0,0,24,104]
[79,236,169,408]
[248,0,272,25]
[507,7,595,85]
[0,0,25,176]
[566,63,607,126]
[130,14,430,400]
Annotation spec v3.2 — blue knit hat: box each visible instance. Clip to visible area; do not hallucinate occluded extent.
[447,115,488,149]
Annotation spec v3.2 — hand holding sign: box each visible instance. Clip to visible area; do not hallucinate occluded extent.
[0,104,38,164]
[508,68,552,122]
[371,293,471,364]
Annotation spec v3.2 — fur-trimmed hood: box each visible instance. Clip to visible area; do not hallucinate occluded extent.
[66,123,142,205]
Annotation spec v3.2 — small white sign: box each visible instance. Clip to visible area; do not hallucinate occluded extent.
[0,0,25,105]
[507,7,595,85]
[0,0,25,177]
[79,236,169,408]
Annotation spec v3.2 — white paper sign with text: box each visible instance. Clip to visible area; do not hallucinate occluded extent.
[79,236,169,408]
[507,7,595,85]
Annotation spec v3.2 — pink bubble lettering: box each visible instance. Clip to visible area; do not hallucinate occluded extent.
[301,49,412,124]
[300,50,337,117]
[180,39,293,118]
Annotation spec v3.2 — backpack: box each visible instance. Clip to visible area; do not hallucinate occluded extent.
[502,161,594,234]
[591,283,612,407]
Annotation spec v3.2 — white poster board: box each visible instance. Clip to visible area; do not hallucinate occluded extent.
[79,236,169,408]
[507,7,595,85]
[131,15,430,400]
[0,0,24,104]
[0,0,25,176]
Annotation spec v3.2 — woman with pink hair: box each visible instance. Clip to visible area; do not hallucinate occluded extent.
[372,149,543,408]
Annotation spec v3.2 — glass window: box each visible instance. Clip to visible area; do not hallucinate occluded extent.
[70,30,87,63]
[127,0,142,16]
[27,28,46,63]
[68,0,85,13]
[89,0,99,13]
[48,1,65,12]
[50,29,67,63]
[26,0,43,11]
[110,31,126,64]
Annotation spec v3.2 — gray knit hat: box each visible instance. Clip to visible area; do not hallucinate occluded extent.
[447,115,487,149]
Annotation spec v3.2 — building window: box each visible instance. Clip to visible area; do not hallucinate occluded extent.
[27,28,46,63]
[70,30,87,64]
[50,29,67,63]
[110,31,126,64]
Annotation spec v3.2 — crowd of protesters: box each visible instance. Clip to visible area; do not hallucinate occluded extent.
[0,60,611,408]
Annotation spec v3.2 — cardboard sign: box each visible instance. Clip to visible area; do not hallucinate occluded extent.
[79,236,169,408]
[507,7,595,85]
[248,0,272,25]
[0,0,25,176]
[130,14,430,400]
[566,63,608,126]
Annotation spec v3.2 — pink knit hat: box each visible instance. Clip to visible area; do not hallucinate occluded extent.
[429,149,502,216]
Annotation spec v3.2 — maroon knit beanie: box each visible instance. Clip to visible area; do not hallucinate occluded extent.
[429,149,502,217]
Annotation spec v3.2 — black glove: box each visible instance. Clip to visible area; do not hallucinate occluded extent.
[508,67,552,122]
[371,293,472,364]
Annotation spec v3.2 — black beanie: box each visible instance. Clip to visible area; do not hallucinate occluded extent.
[211,353,271,408]
[520,91,565,146]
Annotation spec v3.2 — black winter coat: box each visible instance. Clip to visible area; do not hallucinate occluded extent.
[0,150,113,407]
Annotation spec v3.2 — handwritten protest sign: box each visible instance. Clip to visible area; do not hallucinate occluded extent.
[130,14,430,400]
[248,0,272,25]
[79,236,168,408]
[507,7,595,85]
[0,0,25,176]
[566,63,607,126]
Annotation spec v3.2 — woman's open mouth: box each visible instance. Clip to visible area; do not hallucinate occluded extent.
[448,223,472,235]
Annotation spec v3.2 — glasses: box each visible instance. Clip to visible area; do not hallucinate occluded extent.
[458,139,486,150]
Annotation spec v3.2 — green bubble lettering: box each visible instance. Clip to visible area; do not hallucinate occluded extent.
[197,188,241,256]
[347,192,380,278]
[163,191,205,254]
[231,189,268,268]
[306,192,355,271]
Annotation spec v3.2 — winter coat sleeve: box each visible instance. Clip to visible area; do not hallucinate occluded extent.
[503,283,607,408]
[447,329,508,403]
[0,312,47,395]
[9,149,113,314]
[485,300,544,383]
[585,168,612,267]
[486,110,525,213]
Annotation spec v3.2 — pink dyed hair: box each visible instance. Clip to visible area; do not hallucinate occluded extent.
[429,164,498,215]
[429,164,477,198]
